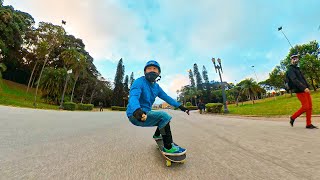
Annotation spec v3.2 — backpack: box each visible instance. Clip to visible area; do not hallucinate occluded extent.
[284,70,292,93]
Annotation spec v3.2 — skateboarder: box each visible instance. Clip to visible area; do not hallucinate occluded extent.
[126,60,189,155]
[288,54,318,129]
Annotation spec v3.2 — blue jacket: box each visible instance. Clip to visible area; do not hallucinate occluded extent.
[126,76,181,117]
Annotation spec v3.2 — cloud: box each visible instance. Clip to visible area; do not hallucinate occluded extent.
[158,74,189,99]
[8,0,151,62]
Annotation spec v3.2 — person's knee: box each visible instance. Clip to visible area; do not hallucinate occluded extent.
[159,111,171,120]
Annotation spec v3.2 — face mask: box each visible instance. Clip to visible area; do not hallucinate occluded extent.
[145,72,159,82]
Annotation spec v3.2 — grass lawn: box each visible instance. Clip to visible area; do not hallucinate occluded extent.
[228,91,320,116]
[0,79,59,110]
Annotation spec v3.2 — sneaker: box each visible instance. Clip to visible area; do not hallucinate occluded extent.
[171,143,187,153]
[162,144,187,156]
[306,124,318,129]
[290,117,295,127]
[153,135,162,140]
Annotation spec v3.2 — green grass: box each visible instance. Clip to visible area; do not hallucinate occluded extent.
[1,79,319,116]
[228,91,320,116]
[0,79,59,110]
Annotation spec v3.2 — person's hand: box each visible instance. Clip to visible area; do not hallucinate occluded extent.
[304,88,310,93]
[133,108,146,121]
[179,105,190,115]
[141,114,147,121]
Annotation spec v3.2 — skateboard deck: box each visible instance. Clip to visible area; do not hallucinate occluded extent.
[155,139,186,167]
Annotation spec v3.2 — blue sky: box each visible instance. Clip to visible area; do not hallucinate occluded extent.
[4,0,320,101]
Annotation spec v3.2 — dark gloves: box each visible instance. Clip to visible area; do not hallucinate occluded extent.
[179,105,190,115]
[133,108,146,121]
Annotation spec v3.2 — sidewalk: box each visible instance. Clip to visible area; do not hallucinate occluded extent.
[190,110,320,123]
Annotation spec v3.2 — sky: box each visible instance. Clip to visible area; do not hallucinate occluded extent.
[4,0,320,102]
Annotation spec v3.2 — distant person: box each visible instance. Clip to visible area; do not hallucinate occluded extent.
[198,100,205,114]
[99,101,103,112]
[287,54,318,129]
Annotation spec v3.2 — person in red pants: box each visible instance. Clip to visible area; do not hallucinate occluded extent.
[287,54,318,129]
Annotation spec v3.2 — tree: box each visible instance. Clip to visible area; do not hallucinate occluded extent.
[202,65,210,103]
[193,63,203,90]
[0,5,35,84]
[202,65,209,84]
[266,65,285,91]
[238,78,260,104]
[60,48,88,102]
[123,75,129,106]
[124,75,129,94]
[129,72,135,88]
[112,58,125,106]
[33,22,66,107]
[38,67,72,104]
[0,62,6,78]
[188,69,195,87]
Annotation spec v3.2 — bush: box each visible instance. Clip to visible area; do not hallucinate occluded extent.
[63,102,76,111]
[186,106,198,110]
[77,103,94,111]
[186,102,192,106]
[111,106,127,111]
[205,103,223,113]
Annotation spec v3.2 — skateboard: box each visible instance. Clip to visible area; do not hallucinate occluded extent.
[155,139,186,167]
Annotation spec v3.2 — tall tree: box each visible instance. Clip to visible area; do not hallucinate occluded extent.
[129,72,135,88]
[188,69,195,87]
[202,65,209,84]
[0,5,35,83]
[61,48,88,102]
[33,22,66,107]
[123,75,129,106]
[124,75,129,95]
[112,58,125,106]
[193,63,203,90]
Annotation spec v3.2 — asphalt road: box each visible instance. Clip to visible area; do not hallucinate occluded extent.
[0,106,319,180]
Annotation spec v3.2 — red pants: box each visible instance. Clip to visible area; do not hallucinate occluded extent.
[291,92,312,125]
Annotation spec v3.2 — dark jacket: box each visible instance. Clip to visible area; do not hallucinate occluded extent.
[287,64,309,93]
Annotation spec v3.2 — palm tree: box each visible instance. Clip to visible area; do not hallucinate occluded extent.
[61,49,88,102]
[238,78,260,104]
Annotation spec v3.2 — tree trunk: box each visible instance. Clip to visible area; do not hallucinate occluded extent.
[89,90,95,104]
[26,61,38,93]
[81,84,88,103]
[70,73,79,102]
[89,82,97,104]
[33,57,48,107]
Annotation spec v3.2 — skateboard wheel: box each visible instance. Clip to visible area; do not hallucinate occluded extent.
[166,160,171,167]
[180,160,186,164]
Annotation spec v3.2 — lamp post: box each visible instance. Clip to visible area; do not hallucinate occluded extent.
[211,58,229,113]
[59,69,72,109]
[251,65,258,82]
[278,26,293,48]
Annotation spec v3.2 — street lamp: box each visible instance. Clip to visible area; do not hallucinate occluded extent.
[211,58,229,113]
[251,65,258,82]
[59,69,73,109]
[278,26,293,48]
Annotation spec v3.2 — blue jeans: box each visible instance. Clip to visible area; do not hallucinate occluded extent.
[128,110,172,129]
